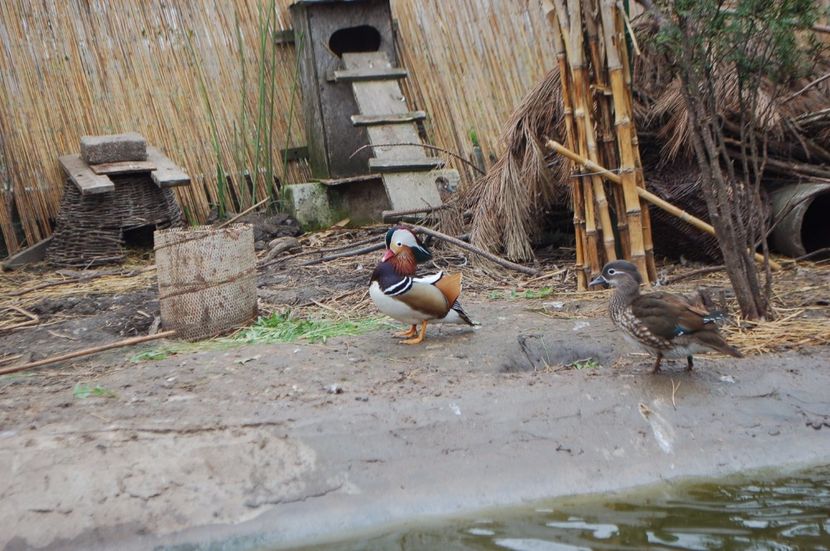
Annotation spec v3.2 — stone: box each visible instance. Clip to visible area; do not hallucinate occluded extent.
[283,183,335,230]
[80,132,148,165]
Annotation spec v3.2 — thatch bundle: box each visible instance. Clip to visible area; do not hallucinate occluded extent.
[456,12,830,268]
[455,70,567,262]
[634,18,830,179]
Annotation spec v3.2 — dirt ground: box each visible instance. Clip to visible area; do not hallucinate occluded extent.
[1,230,829,550]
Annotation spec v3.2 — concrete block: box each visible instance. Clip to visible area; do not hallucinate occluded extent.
[283,183,335,230]
[80,132,147,164]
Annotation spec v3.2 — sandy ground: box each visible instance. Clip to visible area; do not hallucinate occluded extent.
[2,296,830,550]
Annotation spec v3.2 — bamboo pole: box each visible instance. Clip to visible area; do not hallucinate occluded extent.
[545,140,781,270]
[599,0,648,281]
[586,0,631,260]
[545,0,588,290]
[554,0,617,281]
[616,6,658,281]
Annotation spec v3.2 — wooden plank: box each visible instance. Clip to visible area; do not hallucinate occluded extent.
[369,158,444,172]
[59,154,114,195]
[343,52,443,210]
[351,111,426,126]
[328,67,408,83]
[1,236,52,271]
[89,160,156,175]
[146,146,190,188]
[318,173,382,187]
[344,52,423,160]
[379,173,444,211]
[279,146,309,162]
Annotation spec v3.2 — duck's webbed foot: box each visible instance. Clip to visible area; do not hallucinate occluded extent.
[401,321,428,345]
[395,325,418,338]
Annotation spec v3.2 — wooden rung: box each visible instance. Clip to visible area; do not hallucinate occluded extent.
[89,160,157,175]
[351,111,426,126]
[368,158,444,173]
[146,146,190,188]
[328,67,408,83]
[59,154,114,195]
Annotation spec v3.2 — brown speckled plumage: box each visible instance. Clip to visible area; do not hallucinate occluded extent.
[593,260,742,373]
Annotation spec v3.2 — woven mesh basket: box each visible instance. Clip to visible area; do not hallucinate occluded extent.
[154,224,257,340]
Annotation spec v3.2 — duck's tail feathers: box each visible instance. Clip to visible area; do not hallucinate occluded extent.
[449,300,477,326]
[697,330,743,358]
[702,310,728,324]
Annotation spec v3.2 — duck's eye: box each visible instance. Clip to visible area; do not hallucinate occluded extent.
[607,269,616,275]
[396,241,402,247]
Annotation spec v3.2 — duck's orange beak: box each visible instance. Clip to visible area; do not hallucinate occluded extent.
[382,249,395,262]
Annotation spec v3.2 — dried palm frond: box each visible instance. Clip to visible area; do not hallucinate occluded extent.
[456,69,567,262]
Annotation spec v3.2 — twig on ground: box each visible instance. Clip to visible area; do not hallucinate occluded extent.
[0,330,177,376]
[258,231,386,270]
[662,265,724,285]
[9,266,156,297]
[671,379,681,409]
[218,197,270,229]
[298,243,385,267]
[382,203,451,222]
[404,224,540,275]
[794,247,830,262]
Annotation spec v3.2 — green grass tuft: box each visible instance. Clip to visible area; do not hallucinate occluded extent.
[566,358,601,370]
[73,383,116,399]
[489,287,555,300]
[228,311,387,345]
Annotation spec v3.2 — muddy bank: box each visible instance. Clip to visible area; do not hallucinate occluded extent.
[2,300,829,550]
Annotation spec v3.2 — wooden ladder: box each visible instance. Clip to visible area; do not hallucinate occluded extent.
[339,52,444,212]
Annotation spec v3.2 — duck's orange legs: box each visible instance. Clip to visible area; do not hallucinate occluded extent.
[401,320,428,345]
[394,324,418,338]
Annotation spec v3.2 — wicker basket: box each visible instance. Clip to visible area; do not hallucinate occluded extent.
[154,224,257,340]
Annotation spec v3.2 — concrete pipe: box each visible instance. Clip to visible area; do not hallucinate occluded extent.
[769,182,830,258]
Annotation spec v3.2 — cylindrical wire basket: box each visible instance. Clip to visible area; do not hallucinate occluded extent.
[154,224,257,340]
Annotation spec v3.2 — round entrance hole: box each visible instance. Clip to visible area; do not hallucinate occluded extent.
[329,25,381,57]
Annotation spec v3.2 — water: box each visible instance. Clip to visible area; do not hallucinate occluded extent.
[302,466,830,550]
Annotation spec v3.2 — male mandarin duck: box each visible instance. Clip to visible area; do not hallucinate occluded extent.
[590,260,742,373]
[370,227,475,344]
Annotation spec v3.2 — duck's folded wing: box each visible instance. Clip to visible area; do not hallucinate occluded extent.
[395,281,451,318]
[631,294,706,338]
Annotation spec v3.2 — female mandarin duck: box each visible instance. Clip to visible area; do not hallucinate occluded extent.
[590,260,742,373]
[370,227,474,344]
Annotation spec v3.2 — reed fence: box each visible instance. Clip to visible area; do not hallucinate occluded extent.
[0,0,558,256]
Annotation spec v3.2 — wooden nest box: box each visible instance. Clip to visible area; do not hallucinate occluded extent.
[289,0,450,221]
[46,133,189,267]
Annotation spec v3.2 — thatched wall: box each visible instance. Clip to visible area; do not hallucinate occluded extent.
[0,0,556,256]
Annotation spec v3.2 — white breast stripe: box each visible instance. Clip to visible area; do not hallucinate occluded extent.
[384,277,413,296]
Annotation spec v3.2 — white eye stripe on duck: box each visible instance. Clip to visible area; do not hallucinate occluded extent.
[384,277,413,296]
